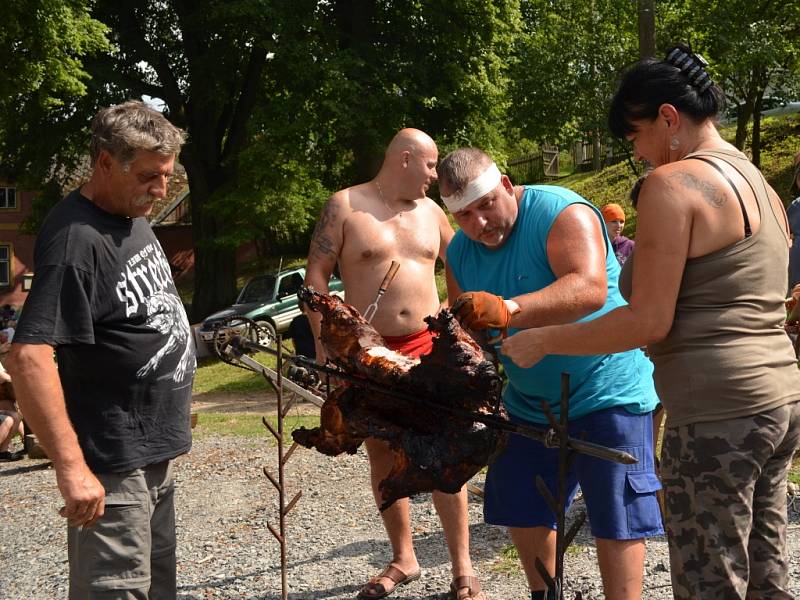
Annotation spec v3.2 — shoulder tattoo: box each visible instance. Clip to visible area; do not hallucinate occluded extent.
[669,171,726,208]
[310,201,339,258]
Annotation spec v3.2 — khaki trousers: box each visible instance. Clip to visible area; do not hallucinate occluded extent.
[68,460,177,600]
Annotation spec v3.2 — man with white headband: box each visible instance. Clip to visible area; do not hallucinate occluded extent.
[438,147,662,600]
[305,130,486,600]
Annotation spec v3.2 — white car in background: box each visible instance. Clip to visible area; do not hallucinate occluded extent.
[721,97,800,123]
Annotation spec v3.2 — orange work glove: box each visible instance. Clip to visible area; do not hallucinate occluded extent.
[451,292,513,331]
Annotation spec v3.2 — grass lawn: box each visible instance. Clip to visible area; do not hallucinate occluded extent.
[192,411,320,443]
[191,355,320,443]
[192,355,278,395]
[489,541,584,575]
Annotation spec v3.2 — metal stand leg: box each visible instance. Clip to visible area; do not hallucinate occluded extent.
[260,335,302,600]
[533,373,587,600]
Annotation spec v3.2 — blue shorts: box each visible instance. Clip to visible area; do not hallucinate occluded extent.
[484,406,664,540]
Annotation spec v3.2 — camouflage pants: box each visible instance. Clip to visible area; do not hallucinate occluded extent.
[660,401,800,599]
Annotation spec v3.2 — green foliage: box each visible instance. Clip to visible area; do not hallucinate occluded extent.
[556,113,800,239]
[3,0,526,319]
[206,150,329,253]
[752,114,800,202]
[0,1,111,184]
[19,179,64,235]
[510,0,639,145]
[660,0,800,155]
[284,0,523,183]
[0,0,110,108]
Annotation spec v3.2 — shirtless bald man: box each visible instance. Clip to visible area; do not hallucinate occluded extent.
[305,128,485,600]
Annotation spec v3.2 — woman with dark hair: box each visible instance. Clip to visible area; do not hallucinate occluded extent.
[501,44,800,599]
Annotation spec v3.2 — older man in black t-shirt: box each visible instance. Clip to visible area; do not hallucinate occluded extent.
[7,101,194,600]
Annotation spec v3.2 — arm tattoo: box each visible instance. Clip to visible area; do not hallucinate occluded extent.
[310,202,339,258]
[670,171,726,208]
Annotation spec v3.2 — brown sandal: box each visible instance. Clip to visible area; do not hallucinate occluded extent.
[450,575,486,600]
[357,565,421,599]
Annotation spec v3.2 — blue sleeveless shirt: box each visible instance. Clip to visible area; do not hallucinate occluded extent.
[447,185,658,424]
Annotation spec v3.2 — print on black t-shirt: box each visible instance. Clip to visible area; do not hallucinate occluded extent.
[15,190,196,474]
[116,242,194,382]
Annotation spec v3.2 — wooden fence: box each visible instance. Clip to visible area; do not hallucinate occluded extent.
[507,144,560,184]
[507,141,633,184]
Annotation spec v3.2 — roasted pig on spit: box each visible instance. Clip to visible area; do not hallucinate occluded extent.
[292,287,507,510]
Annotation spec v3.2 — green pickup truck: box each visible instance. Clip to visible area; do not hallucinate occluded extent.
[198,267,344,348]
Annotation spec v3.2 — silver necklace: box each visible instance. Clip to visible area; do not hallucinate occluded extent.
[376,180,402,217]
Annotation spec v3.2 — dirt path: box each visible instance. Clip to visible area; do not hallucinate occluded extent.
[192,390,320,415]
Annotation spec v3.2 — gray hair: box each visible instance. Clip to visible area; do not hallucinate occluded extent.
[437,147,494,196]
[89,100,187,167]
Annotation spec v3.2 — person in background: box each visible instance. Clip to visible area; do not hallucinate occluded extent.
[502,44,800,599]
[786,152,800,290]
[0,365,24,461]
[0,304,15,323]
[600,203,634,265]
[286,300,316,360]
[1,319,16,344]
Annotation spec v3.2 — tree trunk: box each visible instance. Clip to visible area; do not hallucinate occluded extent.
[751,91,764,168]
[180,152,238,323]
[353,132,382,182]
[334,0,382,181]
[592,130,602,171]
[637,0,656,58]
[734,103,753,150]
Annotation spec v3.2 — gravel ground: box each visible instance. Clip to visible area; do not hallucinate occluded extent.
[2,434,799,600]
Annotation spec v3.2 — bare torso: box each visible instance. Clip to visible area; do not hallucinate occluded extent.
[337,183,447,336]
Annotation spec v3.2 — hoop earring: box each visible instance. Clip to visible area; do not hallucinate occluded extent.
[669,136,680,151]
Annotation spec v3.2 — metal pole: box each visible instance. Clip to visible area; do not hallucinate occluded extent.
[292,356,636,466]
[554,373,570,600]
[259,335,303,600]
[276,339,287,600]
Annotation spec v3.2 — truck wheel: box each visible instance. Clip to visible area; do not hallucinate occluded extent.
[252,320,276,347]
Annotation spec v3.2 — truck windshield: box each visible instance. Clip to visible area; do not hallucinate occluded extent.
[238,275,276,303]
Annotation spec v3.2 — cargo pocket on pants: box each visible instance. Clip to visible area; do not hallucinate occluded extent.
[625,471,663,535]
[72,500,151,591]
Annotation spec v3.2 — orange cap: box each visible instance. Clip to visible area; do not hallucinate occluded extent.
[601,203,625,222]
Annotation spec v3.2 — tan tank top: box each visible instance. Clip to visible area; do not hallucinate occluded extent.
[624,148,800,427]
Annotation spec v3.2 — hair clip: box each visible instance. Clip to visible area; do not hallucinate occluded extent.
[666,46,714,93]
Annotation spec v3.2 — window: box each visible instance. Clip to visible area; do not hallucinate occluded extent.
[278,273,303,297]
[0,188,16,209]
[238,275,276,304]
[0,245,10,286]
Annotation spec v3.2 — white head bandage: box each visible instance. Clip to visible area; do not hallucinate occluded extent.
[441,162,501,213]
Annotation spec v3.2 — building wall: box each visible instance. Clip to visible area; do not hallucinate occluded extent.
[0,186,37,308]
[1,189,260,308]
[153,224,258,283]
[153,223,195,282]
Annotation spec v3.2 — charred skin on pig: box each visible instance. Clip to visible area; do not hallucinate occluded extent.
[291,386,366,456]
[293,286,508,510]
[407,311,504,415]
